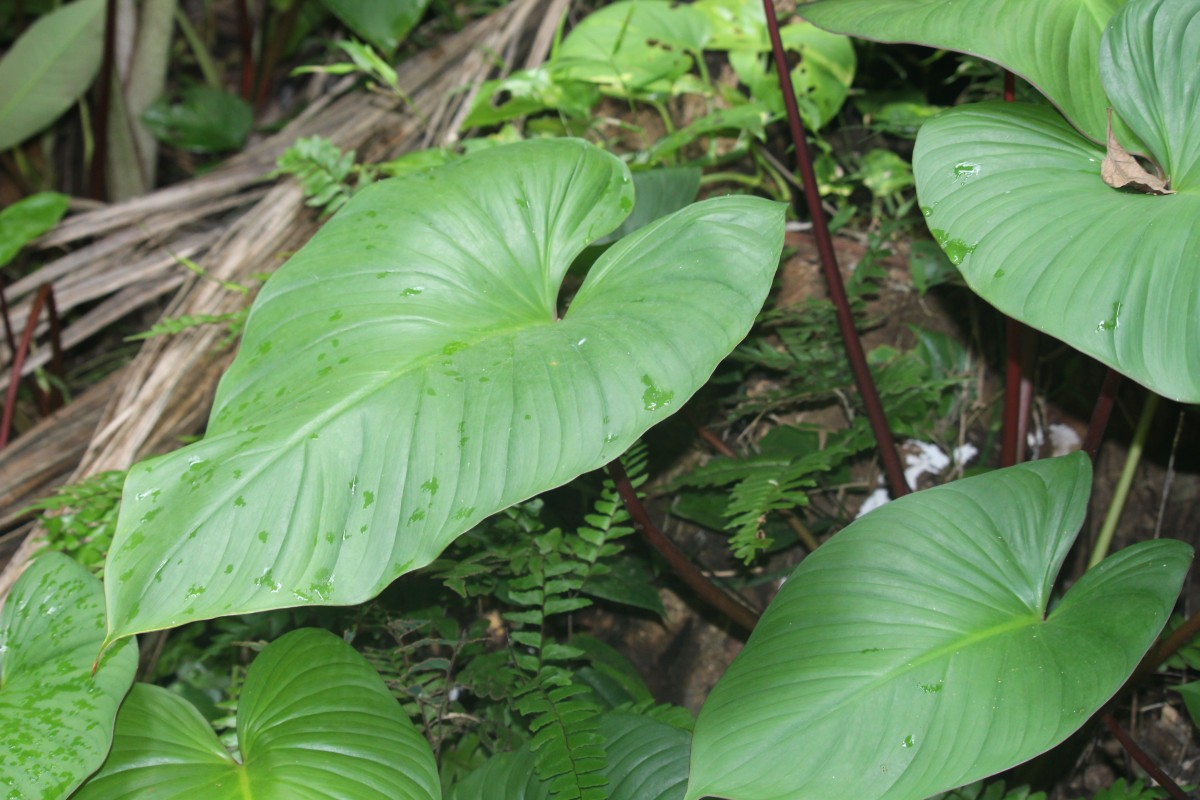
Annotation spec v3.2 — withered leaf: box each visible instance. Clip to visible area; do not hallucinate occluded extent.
[1101,109,1173,195]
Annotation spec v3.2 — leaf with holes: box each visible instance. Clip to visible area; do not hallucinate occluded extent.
[102,137,784,643]
[686,454,1191,799]
[913,0,1200,401]
[799,0,1129,145]
[551,0,711,97]
[0,553,137,800]
[74,628,438,799]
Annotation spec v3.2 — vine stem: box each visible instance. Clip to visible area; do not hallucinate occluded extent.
[760,0,908,499]
[1087,390,1159,569]
[607,459,760,633]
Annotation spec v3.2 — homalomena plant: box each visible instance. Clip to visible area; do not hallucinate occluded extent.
[101,136,786,642]
[806,0,1200,402]
[74,628,439,799]
[686,453,1190,799]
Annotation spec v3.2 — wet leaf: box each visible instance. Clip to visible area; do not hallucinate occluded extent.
[0,553,137,799]
[103,138,784,642]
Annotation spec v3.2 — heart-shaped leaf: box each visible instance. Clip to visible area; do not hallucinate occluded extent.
[686,453,1191,800]
[799,0,1125,145]
[449,711,690,800]
[0,553,137,800]
[552,1,711,97]
[74,628,439,799]
[0,0,105,152]
[103,138,784,642]
[913,0,1199,400]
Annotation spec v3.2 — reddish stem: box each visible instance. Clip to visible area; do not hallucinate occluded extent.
[761,0,908,499]
[608,459,760,633]
[1001,319,1022,466]
[90,0,118,200]
[236,0,256,101]
[0,276,17,357]
[1103,714,1188,800]
[1,284,61,449]
[1083,368,1123,461]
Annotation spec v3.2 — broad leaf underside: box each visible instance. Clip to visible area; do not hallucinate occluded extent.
[104,138,785,641]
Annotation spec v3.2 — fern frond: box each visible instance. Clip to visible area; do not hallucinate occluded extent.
[725,468,817,562]
[515,670,607,800]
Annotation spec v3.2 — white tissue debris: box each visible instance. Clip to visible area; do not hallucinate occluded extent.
[855,440,978,519]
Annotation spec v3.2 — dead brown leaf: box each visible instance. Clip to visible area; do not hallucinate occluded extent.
[1101,109,1173,195]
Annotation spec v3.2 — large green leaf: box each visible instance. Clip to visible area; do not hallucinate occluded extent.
[449,712,690,800]
[0,0,105,152]
[103,138,784,642]
[0,553,137,799]
[552,1,711,97]
[74,628,439,799]
[686,454,1191,800]
[912,0,1200,401]
[316,0,431,54]
[799,0,1124,144]
[913,0,1200,401]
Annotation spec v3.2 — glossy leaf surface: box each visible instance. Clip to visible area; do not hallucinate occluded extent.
[0,0,105,151]
[914,0,1199,401]
[799,0,1123,144]
[0,553,136,800]
[449,712,690,800]
[687,454,1191,799]
[74,628,439,799]
[104,138,784,641]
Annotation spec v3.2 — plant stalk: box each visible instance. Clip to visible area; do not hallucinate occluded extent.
[1102,713,1189,800]
[1,284,61,449]
[1083,368,1123,460]
[760,0,908,499]
[1087,390,1159,569]
[0,277,17,357]
[89,0,119,200]
[607,459,760,633]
